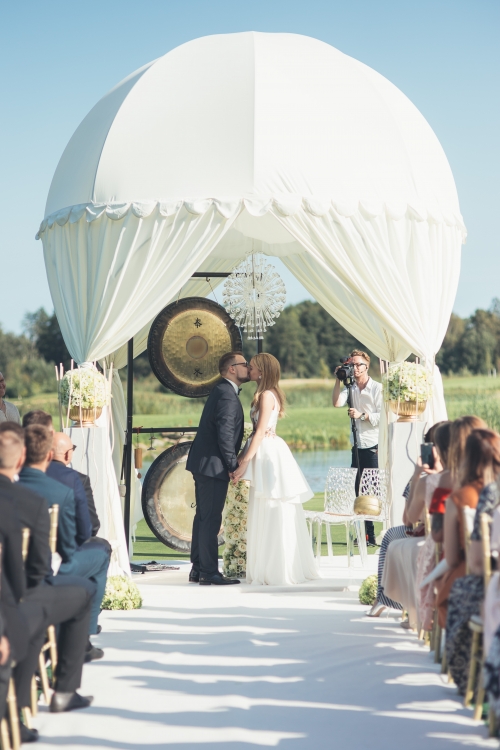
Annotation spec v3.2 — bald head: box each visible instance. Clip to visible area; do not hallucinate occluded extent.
[52,432,74,466]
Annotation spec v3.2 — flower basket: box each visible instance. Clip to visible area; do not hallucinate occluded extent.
[60,367,109,426]
[101,576,142,610]
[69,406,103,426]
[383,361,432,422]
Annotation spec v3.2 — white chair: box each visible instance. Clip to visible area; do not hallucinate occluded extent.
[353,469,389,565]
[314,468,365,567]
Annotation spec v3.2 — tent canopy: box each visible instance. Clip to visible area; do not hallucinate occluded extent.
[38,31,465,398]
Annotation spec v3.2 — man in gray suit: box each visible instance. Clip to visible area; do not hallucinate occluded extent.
[186,352,248,585]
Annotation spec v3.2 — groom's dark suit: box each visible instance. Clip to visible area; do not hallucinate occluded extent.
[186,379,244,577]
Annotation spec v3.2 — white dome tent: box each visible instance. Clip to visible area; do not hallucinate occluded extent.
[37,32,465,564]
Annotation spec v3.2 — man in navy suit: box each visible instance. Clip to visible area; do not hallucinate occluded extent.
[48,432,110,553]
[19,425,110,639]
[186,352,248,585]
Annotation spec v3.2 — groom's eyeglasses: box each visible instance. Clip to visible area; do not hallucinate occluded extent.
[232,361,249,368]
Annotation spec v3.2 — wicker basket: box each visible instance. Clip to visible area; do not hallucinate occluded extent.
[69,406,102,426]
[354,495,381,516]
[389,399,427,422]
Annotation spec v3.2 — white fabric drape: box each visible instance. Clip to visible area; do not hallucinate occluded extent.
[42,202,241,364]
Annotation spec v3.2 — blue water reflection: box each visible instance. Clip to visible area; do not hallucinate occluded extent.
[140,449,351,494]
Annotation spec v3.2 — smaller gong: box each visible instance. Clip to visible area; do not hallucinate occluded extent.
[354,495,381,516]
[142,442,224,553]
[148,297,242,398]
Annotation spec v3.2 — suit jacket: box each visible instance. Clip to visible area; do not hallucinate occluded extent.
[5,479,51,588]
[186,379,244,480]
[75,471,100,535]
[0,480,29,660]
[19,467,77,564]
[47,460,92,544]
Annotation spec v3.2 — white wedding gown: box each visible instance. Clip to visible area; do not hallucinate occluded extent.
[243,392,319,585]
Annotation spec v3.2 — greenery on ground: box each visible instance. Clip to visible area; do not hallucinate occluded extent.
[359,575,378,605]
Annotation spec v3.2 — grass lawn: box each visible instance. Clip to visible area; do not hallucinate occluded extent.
[131,492,382,561]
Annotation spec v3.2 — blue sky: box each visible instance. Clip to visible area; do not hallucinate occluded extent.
[1,0,498,334]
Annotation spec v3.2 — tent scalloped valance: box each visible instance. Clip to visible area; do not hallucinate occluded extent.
[36,198,467,240]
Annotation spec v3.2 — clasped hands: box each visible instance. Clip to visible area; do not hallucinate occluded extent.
[230,453,248,483]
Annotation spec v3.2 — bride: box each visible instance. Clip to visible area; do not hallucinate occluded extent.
[231,353,319,585]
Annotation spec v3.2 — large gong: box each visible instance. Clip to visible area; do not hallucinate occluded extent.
[148,297,242,397]
[142,442,224,552]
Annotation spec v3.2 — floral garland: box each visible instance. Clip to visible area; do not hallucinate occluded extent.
[222,423,253,578]
[101,576,142,610]
[60,367,109,409]
[383,361,432,403]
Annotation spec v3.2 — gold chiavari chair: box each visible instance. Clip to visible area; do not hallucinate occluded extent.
[38,505,59,705]
[18,529,37,730]
[464,512,492,718]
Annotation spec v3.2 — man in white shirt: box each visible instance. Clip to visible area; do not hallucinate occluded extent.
[332,349,382,545]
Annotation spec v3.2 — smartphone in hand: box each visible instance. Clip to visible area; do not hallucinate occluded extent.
[420,442,434,469]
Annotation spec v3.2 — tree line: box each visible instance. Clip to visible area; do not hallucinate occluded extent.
[1,300,499,397]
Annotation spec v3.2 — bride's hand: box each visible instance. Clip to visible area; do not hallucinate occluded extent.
[232,461,247,482]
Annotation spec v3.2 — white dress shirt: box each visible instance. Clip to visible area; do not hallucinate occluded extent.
[336,377,382,448]
[0,400,21,424]
[223,378,239,395]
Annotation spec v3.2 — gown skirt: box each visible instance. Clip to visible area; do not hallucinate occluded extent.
[243,433,319,586]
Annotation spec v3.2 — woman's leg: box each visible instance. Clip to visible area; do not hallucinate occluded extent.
[376,525,407,609]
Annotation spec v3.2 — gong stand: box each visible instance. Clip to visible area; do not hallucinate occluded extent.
[123,272,263,549]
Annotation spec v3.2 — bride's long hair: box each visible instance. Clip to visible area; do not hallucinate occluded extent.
[250,353,286,417]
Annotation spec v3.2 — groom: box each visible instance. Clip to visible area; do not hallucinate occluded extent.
[186,352,248,585]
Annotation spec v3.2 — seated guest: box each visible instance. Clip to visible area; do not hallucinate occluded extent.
[0,423,96,717]
[23,412,101,537]
[18,425,110,646]
[414,422,452,632]
[371,425,444,628]
[0,371,20,425]
[48,433,105,545]
[48,433,92,546]
[22,409,53,430]
[445,428,500,693]
[436,416,487,628]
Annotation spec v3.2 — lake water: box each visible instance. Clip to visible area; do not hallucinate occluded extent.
[140,449,351,494]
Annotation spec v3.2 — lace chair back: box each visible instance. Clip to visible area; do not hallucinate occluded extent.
[324,468,358,515]
[359,468,389,521]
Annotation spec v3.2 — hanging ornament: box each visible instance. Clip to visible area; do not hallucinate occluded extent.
[222,254,286,340]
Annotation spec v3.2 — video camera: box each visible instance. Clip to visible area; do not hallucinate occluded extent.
[336,357,355,387]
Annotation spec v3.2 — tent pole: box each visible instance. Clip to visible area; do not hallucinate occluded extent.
[257,338,263,354]
[124,338,134,551]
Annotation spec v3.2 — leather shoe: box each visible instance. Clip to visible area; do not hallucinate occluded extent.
[199,573,240,585]
[50,691,93,713]
[189,569,200,583]
[20,723,38,742]
[85,639,104,663]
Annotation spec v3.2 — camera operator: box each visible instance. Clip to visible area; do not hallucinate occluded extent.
[332,349,382,546]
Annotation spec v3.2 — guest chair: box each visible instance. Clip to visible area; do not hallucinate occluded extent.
[464,513,492,718]
[38,505,59,705]
[313,468,363,566]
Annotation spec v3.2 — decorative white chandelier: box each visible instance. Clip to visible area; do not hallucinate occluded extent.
[222,254,286,340]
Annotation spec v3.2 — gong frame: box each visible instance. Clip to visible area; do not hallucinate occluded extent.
[123,272,263,551]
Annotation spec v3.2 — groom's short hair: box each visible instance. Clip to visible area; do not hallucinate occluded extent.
[219,352,244,375]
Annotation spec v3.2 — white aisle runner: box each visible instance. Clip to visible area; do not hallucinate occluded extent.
[33,560,493,749]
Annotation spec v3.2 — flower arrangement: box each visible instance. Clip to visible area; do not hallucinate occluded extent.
[358,574,378,605]
[222,423,253,578]
[383,361,432,403]
[101,576,142,610]
[60,367,109,410]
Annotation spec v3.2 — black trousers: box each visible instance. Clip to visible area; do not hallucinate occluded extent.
[351,445,379,540]
[191,474,228,577]
[15,582,92,707]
